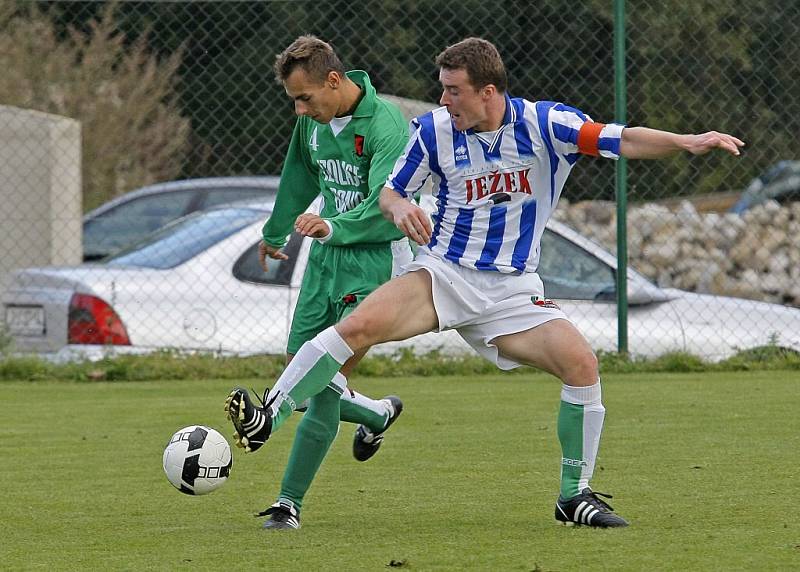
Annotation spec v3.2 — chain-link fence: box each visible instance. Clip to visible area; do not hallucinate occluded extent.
[1,0,799,361]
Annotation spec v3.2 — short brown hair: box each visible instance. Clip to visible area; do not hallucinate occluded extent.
[435,37,507,93]
[274,35,345,84]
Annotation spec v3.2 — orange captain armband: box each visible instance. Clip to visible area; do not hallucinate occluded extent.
[577,121,605,156]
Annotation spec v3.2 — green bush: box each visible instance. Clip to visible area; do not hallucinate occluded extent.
[0,1,190,211]
[1,346,798,383]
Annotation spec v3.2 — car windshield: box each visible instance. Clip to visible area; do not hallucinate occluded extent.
[106,207,265,269]
[83,189,198,261]
[538,229,617,300]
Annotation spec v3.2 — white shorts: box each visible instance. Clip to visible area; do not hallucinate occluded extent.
[404,251,571,370]
[390,238,413,278]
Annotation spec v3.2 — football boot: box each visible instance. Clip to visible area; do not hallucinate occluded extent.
[352,395,403,462]
[258,500,300,530]
[555,488,629,528]
[224,387,274,453]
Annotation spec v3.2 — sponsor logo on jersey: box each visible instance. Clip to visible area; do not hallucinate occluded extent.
[354,134,365,157]
[465,168,532,203]
[462,158,533,177]
[318,159,362,187]
[332,188,364,213]
[454,144,470,167]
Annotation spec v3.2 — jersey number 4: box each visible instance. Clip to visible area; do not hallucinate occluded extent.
[309,127,319,151]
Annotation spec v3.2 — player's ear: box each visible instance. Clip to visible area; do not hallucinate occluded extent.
[326,70,341,89]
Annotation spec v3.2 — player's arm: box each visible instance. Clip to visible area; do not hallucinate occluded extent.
[619,126,744,159]
[547,103,744,161]
[379,186,431,246]
[315,125,409,246]
[261,118,320,256]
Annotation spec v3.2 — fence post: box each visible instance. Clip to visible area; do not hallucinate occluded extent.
[614,0,629,355]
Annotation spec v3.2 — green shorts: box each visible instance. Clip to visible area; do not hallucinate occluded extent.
[286,241,404,354]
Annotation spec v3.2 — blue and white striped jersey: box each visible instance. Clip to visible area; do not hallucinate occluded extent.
[387,94,624,274]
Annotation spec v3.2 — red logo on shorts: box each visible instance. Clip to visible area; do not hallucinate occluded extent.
[354,135,365,157]
[531,296,559,309]
[342,293,358,305]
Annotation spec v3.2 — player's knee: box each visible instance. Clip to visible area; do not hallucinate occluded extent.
[563,350,598,386]
[337,312,378,351]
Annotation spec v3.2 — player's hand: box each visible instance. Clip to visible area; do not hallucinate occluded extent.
[258,240,288,272]
[295,213,330,239]
[684,131,745,156]
[389,201,432,246]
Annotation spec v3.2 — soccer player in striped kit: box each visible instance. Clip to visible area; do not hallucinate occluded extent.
[227,37,744,528]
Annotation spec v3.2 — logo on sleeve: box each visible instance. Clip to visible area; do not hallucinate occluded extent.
[354,134,365,157]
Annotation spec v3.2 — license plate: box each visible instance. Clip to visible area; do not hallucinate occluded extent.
[5,306,46,337]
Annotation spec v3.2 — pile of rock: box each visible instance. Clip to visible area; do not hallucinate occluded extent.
[552,199,800,306]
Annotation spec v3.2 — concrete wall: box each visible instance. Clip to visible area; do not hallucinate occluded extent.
[381,94,437,122]
[0,106,82,295]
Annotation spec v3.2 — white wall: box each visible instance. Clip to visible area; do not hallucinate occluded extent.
[0,106,82,296]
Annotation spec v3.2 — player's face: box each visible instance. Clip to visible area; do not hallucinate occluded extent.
[438,67,490,132]
[284,68,341,124]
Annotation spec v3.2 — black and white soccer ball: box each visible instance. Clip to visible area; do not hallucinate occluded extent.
[163,425,232,495]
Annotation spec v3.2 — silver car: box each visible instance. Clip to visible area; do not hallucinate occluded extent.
[4,201,800,362]
[82,176,279,261]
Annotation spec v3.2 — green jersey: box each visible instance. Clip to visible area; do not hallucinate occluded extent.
[262,70,408,248]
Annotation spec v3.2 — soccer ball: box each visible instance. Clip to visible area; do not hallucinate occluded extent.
[163,425,232,495]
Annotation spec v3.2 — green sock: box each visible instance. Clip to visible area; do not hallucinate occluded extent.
[557,401,584,499]
[557,383,605,499]
[277,387,341,510]
[294,390,388,432]
[339,391,388,432]
[271,351,343,433]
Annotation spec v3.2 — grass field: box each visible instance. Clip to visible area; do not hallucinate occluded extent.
[1,371,798,571]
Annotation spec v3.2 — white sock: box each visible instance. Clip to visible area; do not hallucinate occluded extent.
[267,327,354,410]
[315,326,354,364]
[340,388,389,417]
[329,372,348,393]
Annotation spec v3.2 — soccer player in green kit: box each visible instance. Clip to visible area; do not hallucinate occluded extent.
[224,36,410,530]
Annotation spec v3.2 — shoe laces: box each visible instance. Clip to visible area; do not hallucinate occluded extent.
[584,490,615,513]
[252,386,279,413]
[256,503,296,521]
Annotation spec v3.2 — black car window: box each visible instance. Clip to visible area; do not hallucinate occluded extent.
[233,233,303,286]
[203,187,277,208]
[775,189,800,205]
[538,229,616,300]
[106,208,263,269]
[83,190,197,260]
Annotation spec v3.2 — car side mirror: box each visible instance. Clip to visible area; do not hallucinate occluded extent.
[627,280,671,305]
